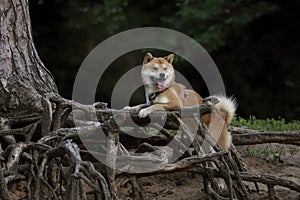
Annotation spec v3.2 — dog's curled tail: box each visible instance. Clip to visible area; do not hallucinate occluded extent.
[212,95,237,124]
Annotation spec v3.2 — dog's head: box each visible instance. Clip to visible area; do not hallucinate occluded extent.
[141,52,175,91]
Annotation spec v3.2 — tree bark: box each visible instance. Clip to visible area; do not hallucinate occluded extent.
[0,0,57,117]
[230,126,300,145]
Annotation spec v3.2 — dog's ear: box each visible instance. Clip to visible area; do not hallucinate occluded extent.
[143,53,153,64]
[164,54,174,64]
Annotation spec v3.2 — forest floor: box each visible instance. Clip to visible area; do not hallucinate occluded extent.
[118,144,300,200]
[8,144,300,199]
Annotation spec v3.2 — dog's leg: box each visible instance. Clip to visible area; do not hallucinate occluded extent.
[123,91,151,112]
[123,104,147,112]
[206,147,226,190]
[138,104,168,118]
[145,92,150,106]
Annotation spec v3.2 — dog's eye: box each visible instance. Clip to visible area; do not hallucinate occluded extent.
[152,66,158,70]
[163,67,167,71]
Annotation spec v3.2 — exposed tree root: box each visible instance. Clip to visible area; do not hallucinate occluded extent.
[0,94,299,199]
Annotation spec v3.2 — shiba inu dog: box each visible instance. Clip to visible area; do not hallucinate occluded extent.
[125,52,236,151]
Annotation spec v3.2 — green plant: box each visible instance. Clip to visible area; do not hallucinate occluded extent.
[232,116,300,131]
[233,116,300,162]
[245,144,297,163]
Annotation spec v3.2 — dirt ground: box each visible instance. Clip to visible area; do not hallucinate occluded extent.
[118,144,300,200]
[7,144,300,199]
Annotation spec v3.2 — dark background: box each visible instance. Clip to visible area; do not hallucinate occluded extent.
[29,0,300,120]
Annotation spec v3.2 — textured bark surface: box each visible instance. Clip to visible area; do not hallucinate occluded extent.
[230,126,300,145]
[0,0,57,116]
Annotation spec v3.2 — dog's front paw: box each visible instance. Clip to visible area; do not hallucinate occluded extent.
[123,106,132,110]
[138,108,151,118]
[123,104,147,112]
[123,106,139,112]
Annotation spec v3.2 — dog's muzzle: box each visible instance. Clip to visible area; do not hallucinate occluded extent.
[150,76,166,83]
[150,76,167,90]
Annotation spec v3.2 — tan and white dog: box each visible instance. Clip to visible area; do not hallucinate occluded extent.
[125,52,236,151]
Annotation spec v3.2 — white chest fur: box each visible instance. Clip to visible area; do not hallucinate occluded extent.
[153,96,169,104]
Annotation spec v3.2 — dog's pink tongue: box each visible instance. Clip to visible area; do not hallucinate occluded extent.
[157,81,166,90]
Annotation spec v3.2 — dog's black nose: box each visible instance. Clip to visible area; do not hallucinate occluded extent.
[159,73,165,78]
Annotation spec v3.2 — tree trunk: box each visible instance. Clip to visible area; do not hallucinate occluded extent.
[0,0,57,117]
